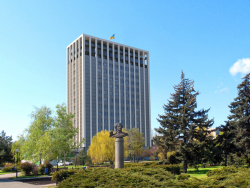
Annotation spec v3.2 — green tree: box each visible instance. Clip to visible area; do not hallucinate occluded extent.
[127,128,145,163]
[51,103,84,167]
[20,106,54,163]
[0,130,13,165]
[215,122,237,166]
[154,71,214,173]
[228,73,250,157]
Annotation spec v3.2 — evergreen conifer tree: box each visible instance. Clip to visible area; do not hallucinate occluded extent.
[215,121,237,166]
[228,73,250,156]
[154,71,214,173]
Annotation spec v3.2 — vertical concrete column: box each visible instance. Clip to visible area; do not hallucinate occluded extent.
[115,137,124,168]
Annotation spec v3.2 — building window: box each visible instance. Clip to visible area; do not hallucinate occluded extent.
[131,81,134,85]
[110,120,114,123]
[135,69,139,73]
[98,76,101,79]
[126,121,129,124]
[115,113,119,117]
[115,99,119,103]
[98,62,101,65]
[98,119,102,123]
[109,78,113,82]
[131,88,134,91]
[121,107,124,110]
[115,72,118,76]
[131,94,134,98]
[103,63,107,67]
[126,94,129,97]
[131,108,134,111]
[115,79,119,82]
[98,83,102,87]
[136,89,139,92]
[136,102,139,105]
[104,91,108,95]
[121,86,124,90]
[131,101,134,105]
[130,75,134,78]
[126,87,129,91]
[126,107,129,111]
[104,105,108,109]
[98,97,102,101]
[103,70,107,73]
[104,119,108,123]
[120,66,123,70]
[121,100,124,103]
[98,68,101,72]
[115,92,119,96]
[115,65,118,69]
[110,113,113,116]
[126,101,129,104]
[109,63,113,68]
[115,85,119,89]
[120,79,124,83]
[125,74,129,78]
[121,93,124,97]
[136,95,139,99]
[110,98,113,102]
[130,68,134,72]
[98,112,102,116]
[125,67,129,71]
[104,112,108,116]
[110,85,113,88]
[104,98,108,102]
[120,73,124,77]
[110,91,113,95]
[136,76,139,79]
[136,82,139,86]
[98,90,102,94]
[98,105,102,108]
[110,105,113,109]
[126,80,129,84]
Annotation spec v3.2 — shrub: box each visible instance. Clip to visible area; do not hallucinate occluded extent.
[124,162,180,175]
[39,161,53,175]
[19,162,33,176]
[52,169,78,182]
[1,163,15,172]
[177,173,190,180]
[31,164,39,176]
[206,166,238,177]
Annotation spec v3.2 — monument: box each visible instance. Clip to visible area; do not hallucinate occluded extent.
[109,122,128,168]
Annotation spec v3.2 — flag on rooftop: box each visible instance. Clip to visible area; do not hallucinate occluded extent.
[110,34,115,40]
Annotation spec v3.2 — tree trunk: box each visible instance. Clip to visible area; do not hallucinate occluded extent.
[56,156,58,171]
[64,152,66,168]
[225,153,228,167]
[137,156,139,163]
[130,153,132,163]
[183,158,187,173]
[133,155,135,163]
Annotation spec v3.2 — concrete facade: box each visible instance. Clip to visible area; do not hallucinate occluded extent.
[67,34,151,149]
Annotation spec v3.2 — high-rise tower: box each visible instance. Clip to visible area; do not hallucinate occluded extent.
[67,34,151,150]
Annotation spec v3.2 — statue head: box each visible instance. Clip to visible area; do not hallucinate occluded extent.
[115,122,123,133]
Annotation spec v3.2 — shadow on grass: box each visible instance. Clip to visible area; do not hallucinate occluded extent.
[187,170,211,174]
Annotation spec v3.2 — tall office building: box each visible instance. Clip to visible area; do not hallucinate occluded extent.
[67,34,151,150]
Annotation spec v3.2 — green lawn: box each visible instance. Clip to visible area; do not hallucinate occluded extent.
[186,166,224,179]
[10,174,51,179]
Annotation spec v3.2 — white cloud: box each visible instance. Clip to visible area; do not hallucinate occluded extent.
[215,87,229,93]
[229,58,250,76]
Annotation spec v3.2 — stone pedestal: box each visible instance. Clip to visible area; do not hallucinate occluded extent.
[115,137,124,169]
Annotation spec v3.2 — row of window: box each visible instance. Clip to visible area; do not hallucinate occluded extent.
[98,69,140,78]
[98,91,139,97]
[97,98,139,104]
[98,119,139,125]
[98,62,139,72]
[98,112,139,118]
[97,84,139,91]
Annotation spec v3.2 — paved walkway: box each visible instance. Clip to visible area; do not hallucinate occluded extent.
[0,173,55,188]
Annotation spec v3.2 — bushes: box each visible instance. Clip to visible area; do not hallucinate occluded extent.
[2,163,14,172]
[206,166,238,177]
[124,162,180,175]
[39,161,53,175]
[52,169,78,183]
[19,162,33,175]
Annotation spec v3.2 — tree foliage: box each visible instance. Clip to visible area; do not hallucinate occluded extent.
[154,71,214,173]
[88,130,115,165]
[228,73,250,156]
[0,130,13,165]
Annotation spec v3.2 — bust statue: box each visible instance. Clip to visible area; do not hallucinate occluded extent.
[109,123,128,138]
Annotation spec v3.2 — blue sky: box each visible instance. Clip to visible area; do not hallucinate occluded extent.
[1,0,250,140]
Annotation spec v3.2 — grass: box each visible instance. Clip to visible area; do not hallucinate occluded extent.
[10,174,51,179]
[0,170,15,175]
[186,166,224,179]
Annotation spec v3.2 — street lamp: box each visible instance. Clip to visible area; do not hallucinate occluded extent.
[15,149,19,178]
